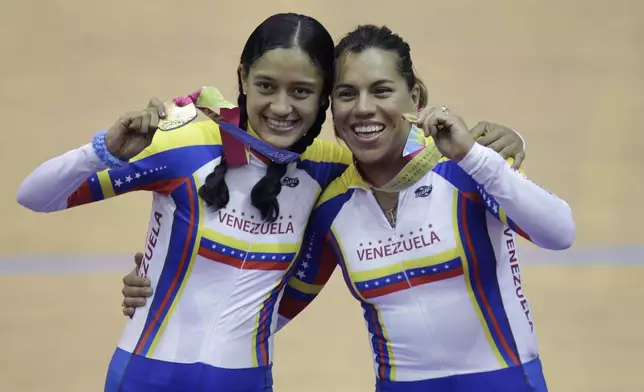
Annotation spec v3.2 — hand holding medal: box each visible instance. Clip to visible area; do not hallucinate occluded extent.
[153,87,446,185]
[104,98,168,161]
[157,86,300,164]
[403,105,475,162]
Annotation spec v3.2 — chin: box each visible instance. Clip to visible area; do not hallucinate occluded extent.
[260,133,302,150]
[352,149,387,166]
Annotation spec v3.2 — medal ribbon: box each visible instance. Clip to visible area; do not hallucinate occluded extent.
[165,86,442,188]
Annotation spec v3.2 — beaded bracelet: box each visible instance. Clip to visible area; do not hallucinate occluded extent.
[91,130,128,169]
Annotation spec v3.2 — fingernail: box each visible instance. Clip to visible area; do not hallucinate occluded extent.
[145,288,153,295]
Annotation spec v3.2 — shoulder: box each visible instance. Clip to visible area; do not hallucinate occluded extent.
[296,138,353,188]
[132,120,223,162]
[315,166,356,209]
[306,169,355,232]
[300,138,353,165]
[152,120,222,151]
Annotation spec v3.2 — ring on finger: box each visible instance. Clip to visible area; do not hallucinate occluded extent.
[440,105,450,115]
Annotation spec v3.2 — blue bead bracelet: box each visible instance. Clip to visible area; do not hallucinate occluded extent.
[91,130,128,169]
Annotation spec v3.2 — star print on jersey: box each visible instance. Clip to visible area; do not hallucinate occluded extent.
[98,159,174,195]
[198,237,296,271]
[476,185,502,219]
[356,226,441,262]
[112,166,169,189]
[295,231,316,279]
[355,257,464,299]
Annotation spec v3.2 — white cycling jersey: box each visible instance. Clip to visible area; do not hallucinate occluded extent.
[17,119,352,391]
[278,142,574,392]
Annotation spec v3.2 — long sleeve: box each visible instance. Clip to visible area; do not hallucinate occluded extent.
[276,227,338,332]
[457,143,575,250]
[276,185,351,332]
[17,144,109,212]
[17,124,226,214]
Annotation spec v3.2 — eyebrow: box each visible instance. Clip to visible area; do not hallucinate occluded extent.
[335,79,395,89]
[253,75,318,88]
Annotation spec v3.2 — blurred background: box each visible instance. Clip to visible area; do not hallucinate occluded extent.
[1,0,642,390]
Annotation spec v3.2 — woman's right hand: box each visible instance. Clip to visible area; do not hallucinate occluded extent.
[105,98,167,161]
[121,252,154,317]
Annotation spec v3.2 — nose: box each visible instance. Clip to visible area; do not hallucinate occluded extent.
[269,91,293,117]
[354,93,376,118]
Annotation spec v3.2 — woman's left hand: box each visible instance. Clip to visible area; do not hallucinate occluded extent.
[416,106,475,162]
[411,107,527,169]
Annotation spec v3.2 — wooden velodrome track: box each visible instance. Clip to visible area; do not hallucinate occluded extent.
[1,0,642,390]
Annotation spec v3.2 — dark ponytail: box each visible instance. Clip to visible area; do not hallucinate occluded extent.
[198,13,334,222]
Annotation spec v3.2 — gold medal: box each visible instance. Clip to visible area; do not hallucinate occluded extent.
[369,115,443,193]
[157,100,198,131]
[401,112,419,123]
[372,144,443,193]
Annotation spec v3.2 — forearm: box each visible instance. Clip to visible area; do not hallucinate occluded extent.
[17,143,106,212]
[458,143,575,250]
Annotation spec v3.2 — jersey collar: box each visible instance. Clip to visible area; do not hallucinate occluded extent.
[345,162,374,191]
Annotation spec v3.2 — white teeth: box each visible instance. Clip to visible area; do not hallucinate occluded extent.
[353,124,385,134]
[266,117,298,130]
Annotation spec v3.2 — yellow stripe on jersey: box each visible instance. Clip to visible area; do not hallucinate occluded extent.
[498,208,509,225]
[97,170,116,198]
[349,263,405,283]
[93,120,223,199]
[401,248,461,273]
[315,175,352,207]
[288,278,324,295]
[251,278,282,367]
[330,227,366,301]
[134,120,223,161]
[148,173,205,357]
[200,227,300,254]
[349,248,460,283]
[300,138,353,165]
[451,189,505,368]
[373,303,397,381]
[200,227,249,250]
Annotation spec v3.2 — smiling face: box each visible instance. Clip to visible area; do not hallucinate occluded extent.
[332,48,420,166]
[240,47,324,149]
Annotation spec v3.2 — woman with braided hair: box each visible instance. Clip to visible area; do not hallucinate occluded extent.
[18,14,527,392]
[17,13,345,392]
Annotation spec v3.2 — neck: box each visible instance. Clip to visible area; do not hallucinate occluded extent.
[357,154,407,188]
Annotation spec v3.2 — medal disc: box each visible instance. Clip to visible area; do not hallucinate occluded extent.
[157,101,198,131]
